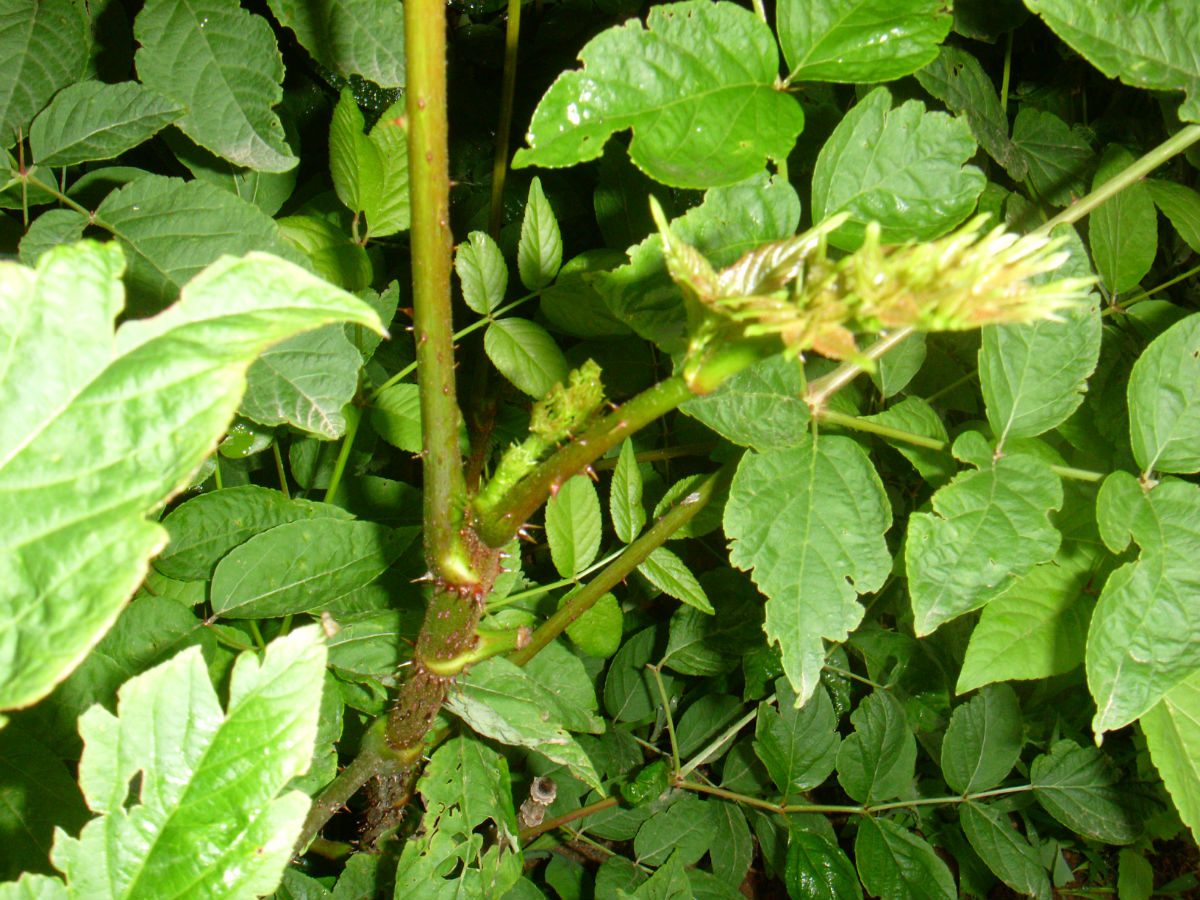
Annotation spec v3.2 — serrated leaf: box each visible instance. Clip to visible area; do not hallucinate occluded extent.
[1146,179,1200,255]
[456,231,508,315]
[812,86,984,250]
[682,354,810,451]
[906,432,1063,636]
[861,396,954,486]
[134,0,295,172]
[559,591,623,658]
[634,795,714,867]
[941,684,1022,793]
[155,485,352,581]
[710,802,753,888]
[753,680,838,804]
[1025,0,1200,123]
[639,546,712,614]
[94,174,302,314]
[370,381,422,452]
[485,317,569,398]
[676,692,741,758]
[725,435,891,705]
[778,0,951,84]
[325,608,420,679]
[0,0,89,151]
[915,45,1027,180]
[540,250,632,338]
[1127,312,1200,474]
[1030,740,1140,844]
[610,439,645,543]
[1089,145,1157,294]
[241,326,362,438]
[169,131,297,217]
[49,628,326,900]
[518,177,562,291]
[0,244,381,711]
[329,88,379,217]
[836,691,916,803]
[854,816,956,900]
[30,81,181,167]
[598,173,800,352]
[1010,108,1094,207]
[603,626,665,723]
[445,657,603,790]
[278,214,372,291]
[513,0,803,189]
[17,210,89,266]
[546,474,602,578]
[1088,472,1200,735]
[361,100,408,237]
[957,555,1097,694]
[210,520,415,618]
[662,571,762,677]
[266,0,405,88]
[960,802,1051,900]
[981,297,1102,445]
[785,830,861,900]
[393,737,522,900]
[1140,667,1200,844]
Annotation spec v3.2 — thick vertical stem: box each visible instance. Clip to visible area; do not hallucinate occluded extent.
[406,0,473,585]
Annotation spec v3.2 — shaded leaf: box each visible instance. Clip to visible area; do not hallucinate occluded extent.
[785,830,861,900]
[960,802,1050,900]
[518,177,562,291]
[1127,312,1200,475]
[1088,145,1157,294]
[854,816,956,900]
[267,0,404,88]
[941,684,1022,793]
[836,691,916,804]
[610,438,645,543]
[634,795,714,867]
[1140,667,1200,844]
[30,81,181,167]
[861,396,953,486]
[278,214,372,291]
[754,680,839,804]
[1146,179,1200,255]
[513,0,803,189]
[1030,740,1140,844]
[683,354,810,451]
[1010,108,1093,207]
[370,382,422,453]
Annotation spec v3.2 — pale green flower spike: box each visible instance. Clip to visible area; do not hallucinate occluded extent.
[652,202,1096,364]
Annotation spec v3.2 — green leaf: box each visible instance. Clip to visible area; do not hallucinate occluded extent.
[1117,849,1155,900]
[675,694,740,755]
[1088,472,1200,734]
[445,657,603,791]
[325,608,420,679]
[541,250,632,338]
[241,326,362,438]
[328,91,409,238]
[960,802,1051,900]
[981,302,1102,446]
[370,382,422,452]
[0,244,381,711]
[785,830,861,900]
[266,0,405,88]
[559,591,623,658]
[638,547,712,614]
[1146,179,1200,255]
[94,174,302,314]
[610,439,645,543]
[777,0,951,84]
[0,0,89,150]
[1010,108,1094,207]
[870,332,926,400]
[915,45,1027,180]
[210,520,415,618]
[277,214,372,291]
[854,816,956,900]
[1127,312,1200,474]
[18,210,89,266]
[860,396,954,486]
[710,802,754,888]
[1088,145,1157,294]
[134,0,296,172]
[683,354,811,451]
[598,173,800,353]
[485,317,569,398]
[622,854,693,900]
[513,0,804,189]
[1024,0,1200,122]
[545,474,602,579]
[1140,667,1200,844]
[360,100,409,237]
[456,231,508,315]
[956,555,1097,694]
[0,724,89,882]
[906,432,1063,636]
[812,86,985,250]
[661,571,763,677]
[753,680,839,804]
[604,626,664,723]
[1030,739,1140,844]
[30,81,181,167]
[518,177,563,291]
[725,435,892,704]
[169,131,298,217]
[836,691,916,804]
[50,628,326,900]
[156,485,351,580]
[393,737,522,900]
[940,684,1022,793]
[634,795,714,867]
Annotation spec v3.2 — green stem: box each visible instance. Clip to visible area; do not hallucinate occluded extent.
[407,0,472,584]
[488,0,522,238]
[213,457,224,490]
[803,327,914,413]
[649,664,681,774]
[323,404,360,502]
[1040,124,1200,235]
[272,441,290,499]
[677,696,769,781]
[487,546,625,610]
[508,466,729,665]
